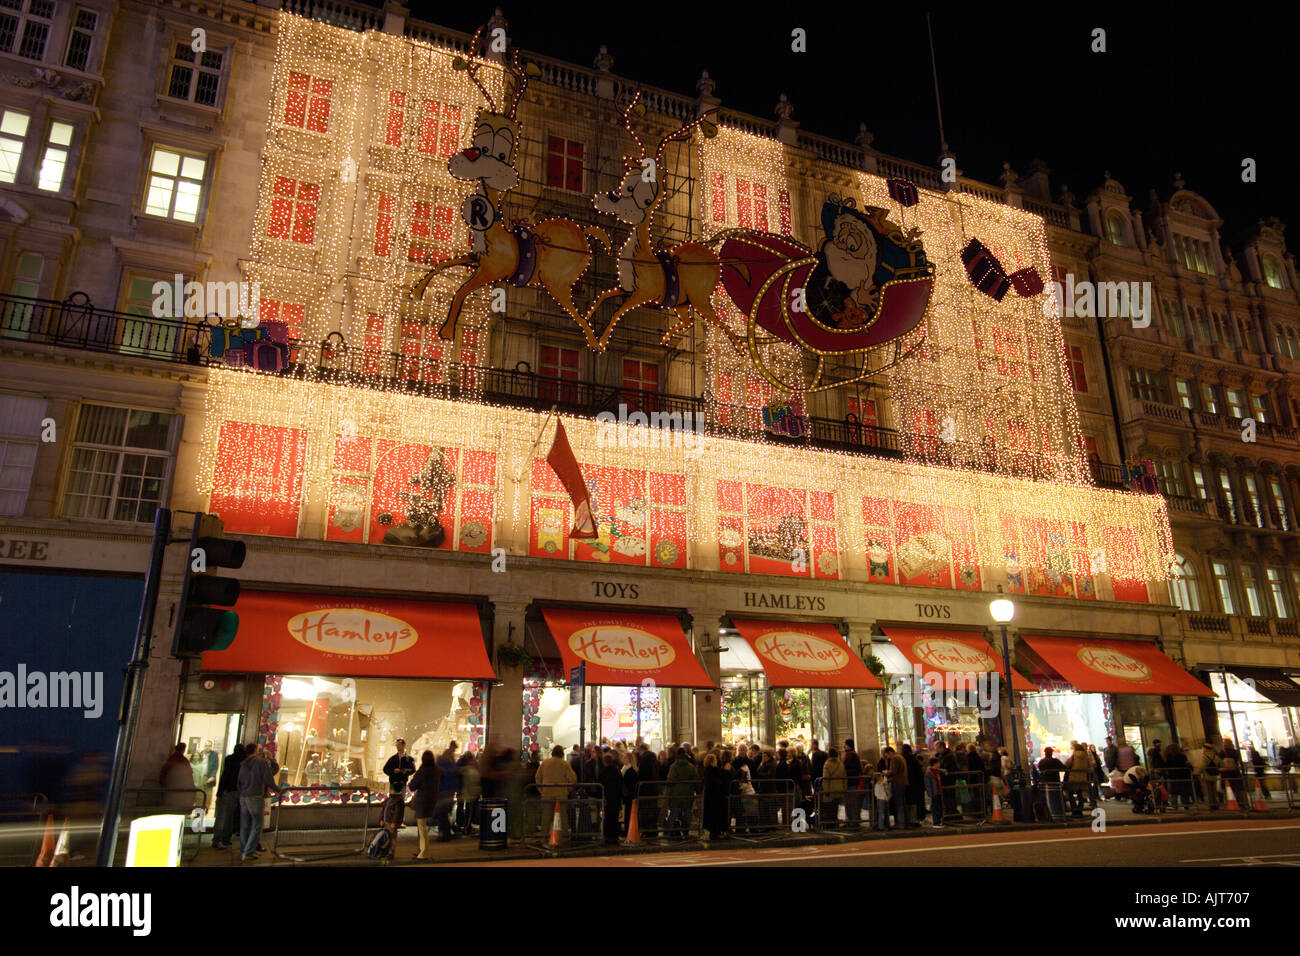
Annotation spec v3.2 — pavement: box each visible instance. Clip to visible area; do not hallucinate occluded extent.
[194,800,1300,867]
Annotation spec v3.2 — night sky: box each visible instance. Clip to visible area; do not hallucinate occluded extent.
[407,3,1298,252]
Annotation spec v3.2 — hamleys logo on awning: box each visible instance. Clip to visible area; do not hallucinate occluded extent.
[1077,646,1152,682]
[912,638,993,673]
[569,626,675,670]
[288,609,417,656]
[755,632,849,671]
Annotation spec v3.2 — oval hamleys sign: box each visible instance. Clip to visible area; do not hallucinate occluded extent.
[288,609,418,657]
[755,631,850,672]
[568,626,676,671]
[912,638,993,672]
[1076,646,1151,682]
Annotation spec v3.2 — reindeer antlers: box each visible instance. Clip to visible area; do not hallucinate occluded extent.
[621,92,647,160]
[454,25,499,112]
[654,105,721,165]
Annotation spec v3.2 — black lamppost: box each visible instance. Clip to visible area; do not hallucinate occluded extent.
[989,586,1029,819]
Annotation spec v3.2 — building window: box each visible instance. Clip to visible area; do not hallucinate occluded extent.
[1201,384,1219,414]
[1225,388,1246,420]
[1212,560,1237,615]
[416,100,461,157]
[166,42,224,107]
[1162,298,1186,338]
[0,394,45,515]
[1268,477,1290,531]
[538,345,579,404]
[1250,394,1269,424]
[35,120,72,191]
[1154,459,1187,497]
[1105,211,1127,247]
[0,108,29,183]
[1175,379,1193,410]
[1243,473,1264,528]
[267,176,319,244]
[1065,345,1088,392]
[284,72,332,133]
[373,193,394,258]
[1266,567,1290,618]
[1262,256,1285,290]
[62,6,95,71]
[1240,565,1265,617]
[397,318,444,384]
[143,145,206,222]
[1126,366,1168,404]
[119,273,182,359]
[621,358,658,413]
[0,0,53,61]
[545,136,583,192]
[1190,306,1213,344]
[62,404,174,523]
[1191,465,1208,501]
[1237,317,1256,352]
[1171,554,1200,613]
[1217,470,1237,523]
[407,200,454,265]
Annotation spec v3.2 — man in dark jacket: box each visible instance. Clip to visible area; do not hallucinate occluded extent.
[809,740,828,789]
[842,740,863,827]
[1103,736,1119,773]
[382,738,416,794]
[635,745,659,838]
[211,743,246,850]
[1037,747,1067,818]
[598,753,623,844]
[665,748,697,839]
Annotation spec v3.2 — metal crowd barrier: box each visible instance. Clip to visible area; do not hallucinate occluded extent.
[811,776,873,831]
[936,769,989,826]
[728,778,797,843]
[633,779,702,843]
[268,786,376,862]
[522,783,606,853]
[122,787,206,862]
[0,793,50,865]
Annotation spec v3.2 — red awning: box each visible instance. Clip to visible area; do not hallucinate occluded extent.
[881,626,1036,692]
[731,619,882,689]
[201,591,495,680]
[1019,635,1214,696]
[541,607,713,688]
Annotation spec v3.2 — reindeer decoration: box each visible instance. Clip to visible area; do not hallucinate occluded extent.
[587,94,743,353]
[413,29,610,347]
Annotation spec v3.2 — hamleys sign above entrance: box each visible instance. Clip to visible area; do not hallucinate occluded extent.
[732,619,882,689]
[542,608,712,687]
[201,591,496,679]
[1019,635,1214,696]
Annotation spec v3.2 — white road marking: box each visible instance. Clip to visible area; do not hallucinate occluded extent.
[645,824,1300,867]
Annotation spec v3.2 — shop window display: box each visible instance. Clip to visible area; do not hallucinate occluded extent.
[261,675,486,803]
[1210,672,1298,761]
[1022,687,1112,762]
[523,667,670,754]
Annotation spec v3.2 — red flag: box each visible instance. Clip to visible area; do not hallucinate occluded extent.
[546,419,598,539]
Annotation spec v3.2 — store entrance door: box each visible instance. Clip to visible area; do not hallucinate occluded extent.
[176,712,243,824]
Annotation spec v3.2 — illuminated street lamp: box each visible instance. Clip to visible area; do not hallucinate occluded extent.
[989,585,1029,819]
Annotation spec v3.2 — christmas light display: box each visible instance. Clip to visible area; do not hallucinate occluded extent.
[202,13,1173,604]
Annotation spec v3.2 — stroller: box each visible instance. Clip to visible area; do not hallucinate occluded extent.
[1124,767,1153,814]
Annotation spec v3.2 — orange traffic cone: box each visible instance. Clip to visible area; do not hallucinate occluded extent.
[1252,779,1268,812]
[626,805,641,844]
[1224,783,1240,811]
[34,813,55,867]
[991,791,1005,823]
[548,801,563,847]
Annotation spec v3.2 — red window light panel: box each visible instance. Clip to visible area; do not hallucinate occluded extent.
[622,359,658,412]
[751,182,769,231]
[1067,344,1088,392]
[777,189,791,236]
[385,91,405,147]
[736,179,753,229]
[539,345,579,404]
[711,171,726,224]
[546,137,584,192]
[363,313,386,375]
[268,178,318,245]
[285,73,332,133]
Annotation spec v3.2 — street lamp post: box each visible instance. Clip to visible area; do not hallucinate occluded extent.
[989,586,1029,821]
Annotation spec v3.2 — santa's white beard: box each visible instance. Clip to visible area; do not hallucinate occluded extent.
[825,243,875,299]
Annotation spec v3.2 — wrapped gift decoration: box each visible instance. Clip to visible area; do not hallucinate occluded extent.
[1008,266,1044,297]
[960,238,1011,301]
[886,177,919,207]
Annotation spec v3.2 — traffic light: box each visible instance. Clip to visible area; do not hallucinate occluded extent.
[172,513,245,658]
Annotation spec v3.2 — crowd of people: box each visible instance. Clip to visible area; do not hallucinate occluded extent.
[162,730,1298,862]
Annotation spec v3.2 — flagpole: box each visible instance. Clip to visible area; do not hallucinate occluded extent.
[513,405,558,487]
